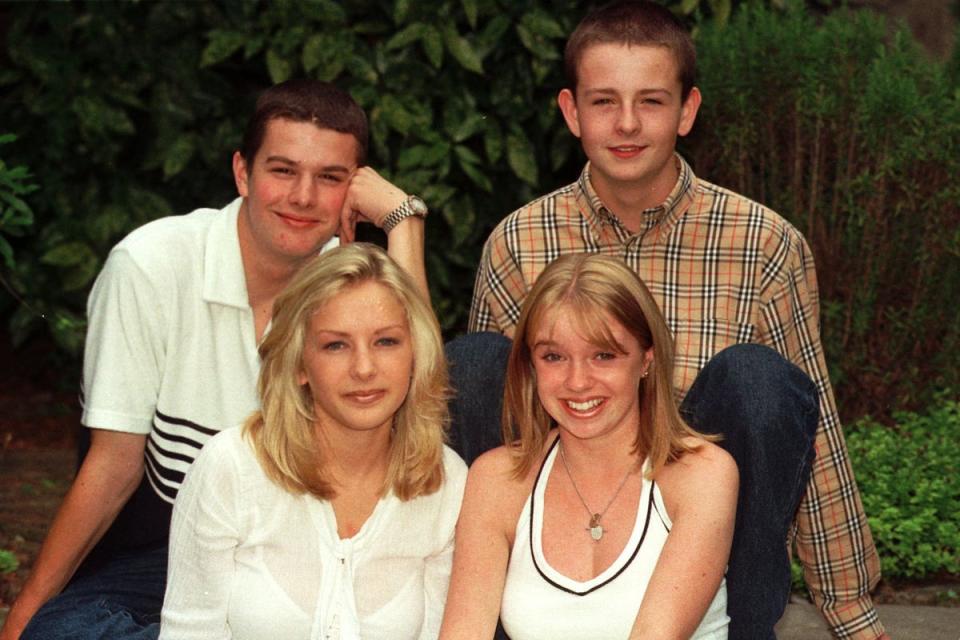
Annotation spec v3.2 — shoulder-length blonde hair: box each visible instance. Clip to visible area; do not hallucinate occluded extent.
[502,253,707,478]
[243,243,448,501]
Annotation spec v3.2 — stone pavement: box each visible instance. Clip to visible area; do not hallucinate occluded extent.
[776,600,960,639]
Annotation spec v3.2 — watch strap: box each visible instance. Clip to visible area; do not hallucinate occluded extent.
[382,195,428,234]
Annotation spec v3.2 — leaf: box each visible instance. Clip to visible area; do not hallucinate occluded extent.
[478,15,511,51]
[302,34,326,71]
[0,236,14,268]
[393,0,412,25]
[681,0,700,15]
[421,26,444,68]
[441,194,477,246]
[421,142,452,167]
[244,34,266,59]
[454,144,483,166]
[125,188,171,221]
[520,10,565,39]
[62,256,100,291]
[201,29,246,67]
[457,153,493,192]
[381,95,413,135]
[386,23,426,51]
[506,129,538,185]
[72,96,135,136]
[462,0,478,29]
[266,48,293,83]
[40,241,93,267]
[0,191,34,224]
[397,145,428,170]
[442,25,483,74]
[89,204,130,247]
[301,33,349,80]
[163,134,196,179]
[299,0,347,24]
[516,24,560,60]
[484,122,504,164]
[422,184,456,208]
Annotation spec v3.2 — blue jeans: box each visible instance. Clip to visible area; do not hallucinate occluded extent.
[21,545,164,640]
[445,333,818,640]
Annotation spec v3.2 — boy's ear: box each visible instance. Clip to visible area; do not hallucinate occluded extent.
[557,88,582,139]
[678,87,702,137]
[233,151,250,198]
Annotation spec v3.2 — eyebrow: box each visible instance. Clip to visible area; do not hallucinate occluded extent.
[583,86,673,97]
[314,324,407,337]
[531,339,558,349]
[264,155,352,174]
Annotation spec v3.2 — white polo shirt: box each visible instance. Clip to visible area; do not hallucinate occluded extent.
[83,198,262,505]
[83,199,339,549]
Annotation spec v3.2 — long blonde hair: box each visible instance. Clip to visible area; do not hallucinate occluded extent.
[244,243,448,501]
[502,253,706,478]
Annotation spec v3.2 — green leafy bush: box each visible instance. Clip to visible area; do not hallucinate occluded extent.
[845,396,960,579]
[691,4,960,418]
[792,395,960,588]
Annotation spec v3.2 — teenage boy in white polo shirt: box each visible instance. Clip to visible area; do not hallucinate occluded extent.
[1,79,432,640]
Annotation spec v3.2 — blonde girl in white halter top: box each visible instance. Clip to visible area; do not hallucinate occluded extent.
[440,254,737,639]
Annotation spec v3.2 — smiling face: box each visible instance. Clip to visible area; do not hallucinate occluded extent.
[558,43,700,211]
[530,305,653,445]
[235,117,359,268]
[298,280,414,436]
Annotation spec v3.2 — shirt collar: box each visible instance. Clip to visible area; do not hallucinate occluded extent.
[203,197,249,308]
[576,153,696,238]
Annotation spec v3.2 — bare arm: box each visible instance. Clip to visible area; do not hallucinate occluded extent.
[0,429,146,640]
[338,167,428,298]
[439,449,518,640]
[629,442,738,640]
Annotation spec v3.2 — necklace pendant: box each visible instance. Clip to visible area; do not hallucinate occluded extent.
[589,514,603,541]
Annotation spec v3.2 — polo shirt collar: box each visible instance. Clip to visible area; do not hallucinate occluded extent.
[203,197,250,309]
[576,153,697,238]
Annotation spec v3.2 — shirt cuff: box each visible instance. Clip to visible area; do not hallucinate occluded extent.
[818,594,887,640]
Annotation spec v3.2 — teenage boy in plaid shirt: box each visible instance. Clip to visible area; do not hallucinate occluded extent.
[458,1,886,638]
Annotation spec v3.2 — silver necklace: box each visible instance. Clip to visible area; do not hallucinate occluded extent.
[557,443,634,542]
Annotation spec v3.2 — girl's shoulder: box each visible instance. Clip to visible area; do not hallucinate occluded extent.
[655,438,738,515]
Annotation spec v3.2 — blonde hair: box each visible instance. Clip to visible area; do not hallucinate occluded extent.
[502,253,707,478]
[243,243,448,501]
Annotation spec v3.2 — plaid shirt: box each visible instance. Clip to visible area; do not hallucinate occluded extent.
[469,156,884,639]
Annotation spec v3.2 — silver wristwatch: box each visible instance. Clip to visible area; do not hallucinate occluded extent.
[382,195,428,233]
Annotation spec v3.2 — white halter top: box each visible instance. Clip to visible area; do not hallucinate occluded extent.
[500,439,729,639]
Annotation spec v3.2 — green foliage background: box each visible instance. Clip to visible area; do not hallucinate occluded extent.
[1,0,958,584]
[0,0,745,352]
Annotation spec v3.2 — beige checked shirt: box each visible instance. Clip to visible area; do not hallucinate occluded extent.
[469,155,884,639]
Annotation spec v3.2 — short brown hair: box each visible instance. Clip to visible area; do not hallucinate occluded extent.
[565,1,696,101]
[240,79,369,166]
[244,243,449,501]
[502,253,708,478]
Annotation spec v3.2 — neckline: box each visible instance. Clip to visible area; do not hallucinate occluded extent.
[311,490,396,551]
[528,439,656,596]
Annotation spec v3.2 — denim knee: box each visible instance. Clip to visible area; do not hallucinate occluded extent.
[683,343,818,445]
[445,332,512,464]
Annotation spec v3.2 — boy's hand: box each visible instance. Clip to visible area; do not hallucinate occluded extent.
[338,167,408,243]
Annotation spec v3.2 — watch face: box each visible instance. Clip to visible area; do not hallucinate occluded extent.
[409,196,428,216]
